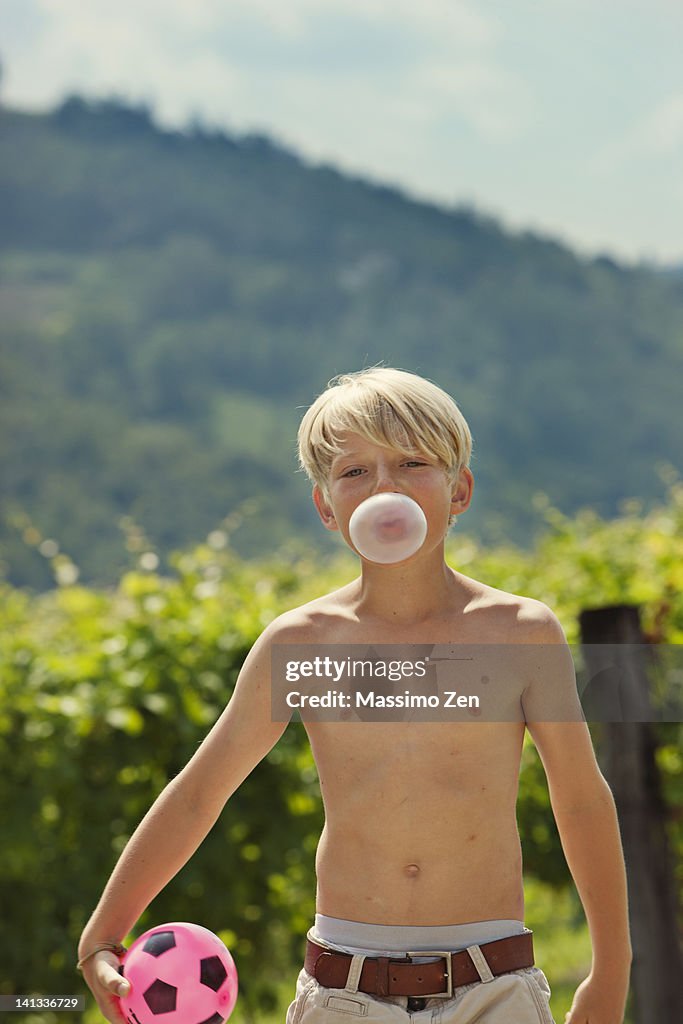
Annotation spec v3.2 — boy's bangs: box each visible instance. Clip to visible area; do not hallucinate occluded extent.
[315,392,449,469]
[297,367,472,495]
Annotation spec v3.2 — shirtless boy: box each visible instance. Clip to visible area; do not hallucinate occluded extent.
[78,368,632,1024]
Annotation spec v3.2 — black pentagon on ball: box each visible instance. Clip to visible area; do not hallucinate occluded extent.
[143,931,177,957]
[197,1015,223,1024]
[200,955,228,991]
[143,979,177,1014]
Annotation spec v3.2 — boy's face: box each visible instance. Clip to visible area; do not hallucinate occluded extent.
[312,431,473,558]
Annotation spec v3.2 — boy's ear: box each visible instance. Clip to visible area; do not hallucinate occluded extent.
[312,485,339,531]
[450,467,474,513]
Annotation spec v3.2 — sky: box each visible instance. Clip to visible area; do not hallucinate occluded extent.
[2,0,683,265]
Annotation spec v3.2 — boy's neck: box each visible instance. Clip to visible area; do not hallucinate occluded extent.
[350,549,467,629]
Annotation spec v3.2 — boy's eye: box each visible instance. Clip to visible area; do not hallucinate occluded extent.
[341,461,426,477]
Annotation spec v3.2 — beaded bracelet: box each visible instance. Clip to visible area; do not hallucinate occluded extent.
[76,942,127,973]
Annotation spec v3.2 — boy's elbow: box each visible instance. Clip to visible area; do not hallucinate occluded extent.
[550,767,615,818]
[163,765,233,830]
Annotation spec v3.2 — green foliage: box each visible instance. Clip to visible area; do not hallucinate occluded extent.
[452,471,683,642]
[446,478,683,889]
[2,99,683,587]
[0,541,338,1012]
[1,485,681,1022]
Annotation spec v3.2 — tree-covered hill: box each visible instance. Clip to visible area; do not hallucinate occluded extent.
[1,96,682,588]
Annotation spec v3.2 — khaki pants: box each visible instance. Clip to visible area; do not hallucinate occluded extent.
[285,960,556,1023]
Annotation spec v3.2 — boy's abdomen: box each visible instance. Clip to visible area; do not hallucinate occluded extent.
[308,720,527,926]
[315,812,525,925]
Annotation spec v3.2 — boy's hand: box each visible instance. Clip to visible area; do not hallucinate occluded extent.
[81,950,130,1024]
[565,972,628,1024]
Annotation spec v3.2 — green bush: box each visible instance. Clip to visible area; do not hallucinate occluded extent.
[1,481,681,1021]
[0,540,335,1014]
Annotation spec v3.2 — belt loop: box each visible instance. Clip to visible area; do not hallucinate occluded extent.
[466,944,495,983]
[344,954,366,993]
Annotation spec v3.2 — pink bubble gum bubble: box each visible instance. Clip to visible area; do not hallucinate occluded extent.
[348,493,427,564]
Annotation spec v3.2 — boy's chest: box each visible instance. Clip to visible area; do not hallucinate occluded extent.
[281,633,530,727]
[309,717,524,788]
[296,605,531,795]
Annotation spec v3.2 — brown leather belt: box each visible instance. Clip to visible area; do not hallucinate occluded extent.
[305,931,534,999]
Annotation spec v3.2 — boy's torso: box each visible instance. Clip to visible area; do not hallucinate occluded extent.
[280,572,535,927]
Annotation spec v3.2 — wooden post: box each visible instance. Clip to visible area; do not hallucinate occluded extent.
[579,605,683,1024]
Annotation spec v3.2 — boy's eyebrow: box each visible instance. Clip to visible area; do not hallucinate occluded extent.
[331,449,364,461]
[330,445,423,467]
[330,451,364,469]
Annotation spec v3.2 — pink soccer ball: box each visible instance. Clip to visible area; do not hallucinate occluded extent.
[119,922,238,1024]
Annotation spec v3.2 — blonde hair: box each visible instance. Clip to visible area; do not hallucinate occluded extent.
[297,367,473,498]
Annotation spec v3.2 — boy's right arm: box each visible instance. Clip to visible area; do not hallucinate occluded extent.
[78,619,292,1022]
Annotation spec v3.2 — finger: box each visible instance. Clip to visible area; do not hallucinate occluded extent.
[94,952,131,997]
[83,974,128,1024]
[96,988,129,1024]
[88,955,130,1024]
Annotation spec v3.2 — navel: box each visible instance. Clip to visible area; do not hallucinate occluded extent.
[404,862,421,878]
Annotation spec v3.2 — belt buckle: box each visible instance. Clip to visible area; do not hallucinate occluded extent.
[405,950,453,998]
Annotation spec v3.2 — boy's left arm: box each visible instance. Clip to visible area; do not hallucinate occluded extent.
[521,605,633,1024]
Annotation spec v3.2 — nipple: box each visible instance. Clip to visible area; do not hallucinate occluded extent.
[348,493,427,564]
[404,863,421,878]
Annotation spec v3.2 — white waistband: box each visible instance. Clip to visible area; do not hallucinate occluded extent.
[309,914,527,958]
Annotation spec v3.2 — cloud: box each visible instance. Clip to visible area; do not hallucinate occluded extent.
[592,92,683,174]
[10,0,527,149]
[5,0,681,260]
[414,61,535,142]
[645,93,683,153]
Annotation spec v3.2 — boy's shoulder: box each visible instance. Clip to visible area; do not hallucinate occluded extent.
[445,570,565,642]
[262,586,356,645]
[262,574,564,645]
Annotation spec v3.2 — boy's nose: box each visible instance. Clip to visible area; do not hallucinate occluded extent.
[373,466,401,493]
